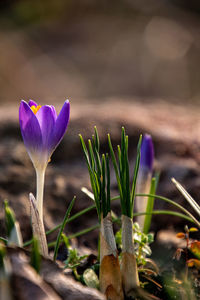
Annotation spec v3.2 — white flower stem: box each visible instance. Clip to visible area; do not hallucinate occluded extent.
[36,168,46,224]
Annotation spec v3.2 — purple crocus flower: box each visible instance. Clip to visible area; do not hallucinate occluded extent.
[19,99,70,170]
[140,134,154,173]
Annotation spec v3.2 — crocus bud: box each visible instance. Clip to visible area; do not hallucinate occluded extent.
[140,134,154,174]
[135,134,154,229]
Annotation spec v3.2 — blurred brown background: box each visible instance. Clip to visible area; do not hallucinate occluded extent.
[1,0,200,247]
[0,0,200,105]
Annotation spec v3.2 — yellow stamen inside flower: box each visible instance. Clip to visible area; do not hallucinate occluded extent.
[31,105,41,114]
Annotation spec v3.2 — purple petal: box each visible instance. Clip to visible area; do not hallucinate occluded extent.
[28,100,38,107]
[19,100,43,158]
[140,134,154,172]
[50,105,57,120]
[50,100,70,152]
[36,105,56,153]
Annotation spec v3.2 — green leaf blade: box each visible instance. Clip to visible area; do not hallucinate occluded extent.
[143,178,156,234]
[53,196,76,261]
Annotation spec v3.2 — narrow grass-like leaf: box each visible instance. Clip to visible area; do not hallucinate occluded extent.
[154,171,160,190]
[91,177,100,218]
[92,129,102,177]
[53,196,76,261]
[80,134,100,218]
[101,154,107,217]
[93,145,102,178]
[45,202,96,235]
[106,153,111,214]
[48,208,196,247]
[94,126,100,152]
[172,177,200,217]
[93,172,100,196]
[121,128,126,189]
[72,209,194,238]
[79,134,91,170]
[117,145,122,178]
[69,210,195,238]
[121,129,127,202]
[131,134,142,211]
[27,191,195,247]
[117,143,127,215]
[146,210,194,222]
[136,193,200,228]
[143,178,156,234]
[30,237,41,273]
[80,135,97,199]
[108,134,123,204]
[68,223,99,239]
[125,135,131,217]
[88,139,95,171]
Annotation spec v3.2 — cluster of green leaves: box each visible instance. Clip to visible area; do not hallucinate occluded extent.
[133,222,154,265]
[59,233,100,289]
[62,234,88,271]
[64,247,88,270]
[79,127,111,221]
[108,127,142,218]
[61,233,97,284]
